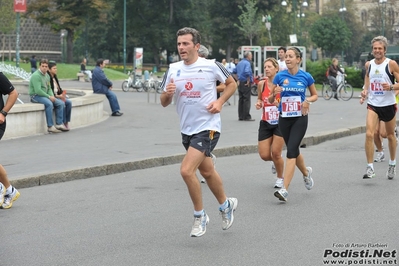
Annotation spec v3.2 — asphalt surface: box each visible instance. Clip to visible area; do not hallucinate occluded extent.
[1,79,398,266]
[1,79,375,188]
[1,134,398,266]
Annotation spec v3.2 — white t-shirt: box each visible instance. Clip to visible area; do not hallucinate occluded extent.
[226,62,236,73]
[163,57,230,135]
[367,58,395,107]
[278,60,287,71]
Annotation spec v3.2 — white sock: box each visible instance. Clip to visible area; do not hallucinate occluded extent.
[389,159,396,165]
[219,199,229,211]
[367,163,374,170]
[6,185,12,195]
[194,210,204,217]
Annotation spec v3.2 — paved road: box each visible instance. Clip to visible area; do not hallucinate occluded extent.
[2,79,373,189]
[1,134,398,266]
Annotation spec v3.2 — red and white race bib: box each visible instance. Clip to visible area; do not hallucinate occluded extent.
[263,106,279,124]
[281,96,301,117]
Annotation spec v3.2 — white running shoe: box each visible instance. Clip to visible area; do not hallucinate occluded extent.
[220,198,238,230]
[363,166,375,179]
[201,154,216,184]
[387,164,396,180]
[1,187,20,209]
[303,167,314,190]
[271,162,276,174]
[274,178,284,188]
[190,212,209,237]
[274,188,288,202]
[374,152,385,162]
[0,183,5,206]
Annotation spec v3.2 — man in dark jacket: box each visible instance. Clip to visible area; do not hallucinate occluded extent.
[92,58,123,116]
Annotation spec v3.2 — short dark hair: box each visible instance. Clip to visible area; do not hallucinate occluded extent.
[278,46,286,53]
[40,58,48,65]
[48,61,57,69]
[96,58,104,66]
[176,27,201,45]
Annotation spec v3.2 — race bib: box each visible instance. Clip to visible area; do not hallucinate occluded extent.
[264,106,279,125]
[370,80,385,96]
[281,96,301,117]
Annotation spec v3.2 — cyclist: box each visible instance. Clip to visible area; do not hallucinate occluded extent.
[327,58,345,100]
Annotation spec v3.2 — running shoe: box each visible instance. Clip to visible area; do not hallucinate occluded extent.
[190,212,209,237]
[303,167,314,190]
[271,162,276,174]
[374,152,385,162]
[363,166,376,179]
[274,188,288,202]
[0,183,5,206]
[1,187,20,209]
[201,154,216,184]
[211,153,216,167]
[220,198,238,230]
[386,164,396,180]
[274,177,284,188]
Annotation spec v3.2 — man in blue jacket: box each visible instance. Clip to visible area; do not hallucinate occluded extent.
[92,58,123,116]
[233,51,254,121]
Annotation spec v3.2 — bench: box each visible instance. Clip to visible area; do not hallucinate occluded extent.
[77,72,85,82]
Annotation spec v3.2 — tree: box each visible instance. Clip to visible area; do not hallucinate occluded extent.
[322,0,369,64]
[0,0,16,61]
[235,0,263,46]
[309,16,352,58]
[25,0,110,63]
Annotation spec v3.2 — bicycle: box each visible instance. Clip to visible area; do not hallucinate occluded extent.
[122,71,144,92]
[322,73,353,101]
[143,72,162,93]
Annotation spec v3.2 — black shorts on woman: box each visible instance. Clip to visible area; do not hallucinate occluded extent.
[258,120,282,141]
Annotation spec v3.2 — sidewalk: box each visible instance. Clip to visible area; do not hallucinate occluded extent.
[1,79,374,188]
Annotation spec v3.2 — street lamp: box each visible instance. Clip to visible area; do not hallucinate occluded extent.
[339,0,346,63]
[60,30,66,63]
[379,0,387,36]
[262,14,273,46]
[281,0,308,44]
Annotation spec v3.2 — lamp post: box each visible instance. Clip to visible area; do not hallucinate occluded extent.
[123,0,127,73]
[281,0,308,44]
[262,14,273,46]
[339,0,346,63]
[60,32,64,63]
[379,0,387,36]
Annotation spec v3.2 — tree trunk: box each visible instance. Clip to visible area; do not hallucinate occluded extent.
[66,29,74,63]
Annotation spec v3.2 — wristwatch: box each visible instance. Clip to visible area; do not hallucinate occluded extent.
[0,110,7,116]
[390,84,394,91]
[305,99,312,105]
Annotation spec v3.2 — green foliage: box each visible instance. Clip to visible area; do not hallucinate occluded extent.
[306,59,363,88]
[235,0,263,46]
[309,16,352,57]
[0,0,16,34]
[25,0,111,63]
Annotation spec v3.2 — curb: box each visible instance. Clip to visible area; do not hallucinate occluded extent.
[11,125,367,189]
